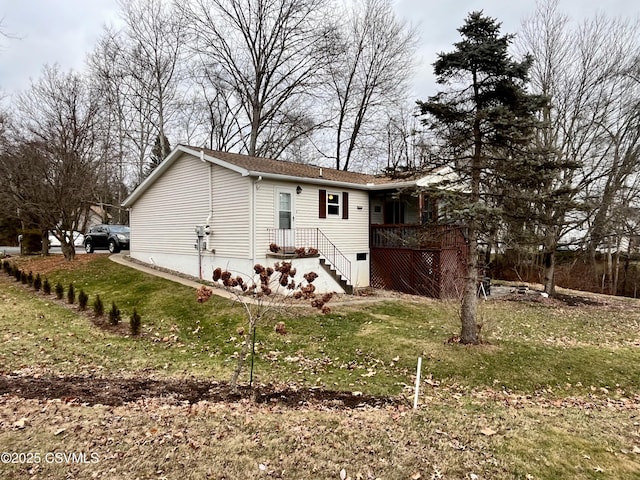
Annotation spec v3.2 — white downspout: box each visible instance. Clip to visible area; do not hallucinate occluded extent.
[201,150,214,251]
[251,176,262,266]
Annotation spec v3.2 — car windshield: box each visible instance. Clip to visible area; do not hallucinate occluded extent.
[109,225,130,233]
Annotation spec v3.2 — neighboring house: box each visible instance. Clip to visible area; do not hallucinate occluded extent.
[80,205,113,231]
[122,145,467,297]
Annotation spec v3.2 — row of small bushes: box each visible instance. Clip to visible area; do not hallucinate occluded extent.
[1,260,142,335]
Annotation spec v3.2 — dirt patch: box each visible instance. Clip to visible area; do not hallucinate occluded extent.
[494,288,631,309]
[553,292,610,307]
[4,253,98,275]
[0,374,400,409]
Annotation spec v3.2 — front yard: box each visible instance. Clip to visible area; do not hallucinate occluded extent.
[0,255,639,479]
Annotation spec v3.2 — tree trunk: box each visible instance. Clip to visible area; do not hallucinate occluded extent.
[604,243,613,294]
[460,220,479,344]
[611,235,622,295]
[543,251,555,295]
[230,316,258,391]
[460,74,482,346]
[248,99,261,157]
[542,231,557,296]
[61,242,76,261]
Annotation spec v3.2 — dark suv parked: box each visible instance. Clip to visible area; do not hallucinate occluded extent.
[84,224,130,253]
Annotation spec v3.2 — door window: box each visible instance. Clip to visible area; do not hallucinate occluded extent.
[278,192,292,229]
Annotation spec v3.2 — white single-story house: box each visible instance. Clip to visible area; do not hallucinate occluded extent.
[122,145,465,296]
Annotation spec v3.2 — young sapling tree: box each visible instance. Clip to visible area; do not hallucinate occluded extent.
[197,262,333,390]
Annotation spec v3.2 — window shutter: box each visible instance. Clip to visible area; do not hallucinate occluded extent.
[319,189,326,218]
[342,192,349,219]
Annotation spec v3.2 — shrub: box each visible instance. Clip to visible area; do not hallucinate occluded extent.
[55,282,64,300]
[20,271,27,284]
[27,271,33,285]
[43,278,51,295]
[108,301,121,325]
[67,283,75,304]
[78,290,89,311]
[93,295,104,317]
[130,308,141,335]
[203,262,330,390]
[33,273,42,291]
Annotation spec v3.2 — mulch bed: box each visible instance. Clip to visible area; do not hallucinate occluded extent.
[0,374,401,409]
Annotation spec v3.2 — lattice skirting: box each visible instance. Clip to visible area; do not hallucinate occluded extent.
[371,247,466,299]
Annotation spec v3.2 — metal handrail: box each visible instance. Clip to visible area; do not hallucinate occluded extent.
[267,228,351,284]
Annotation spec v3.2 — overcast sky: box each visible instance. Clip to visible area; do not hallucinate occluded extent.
[0,0,638,101]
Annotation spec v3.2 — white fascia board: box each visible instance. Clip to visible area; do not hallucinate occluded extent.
[180,146,250,176]
[244,170,373,190]
[244,170,426,190]
[365,180,417,190]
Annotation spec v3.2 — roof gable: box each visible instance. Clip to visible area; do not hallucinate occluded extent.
[123,145,455,207]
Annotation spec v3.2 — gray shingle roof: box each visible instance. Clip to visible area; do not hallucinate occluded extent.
[192,146,385,185]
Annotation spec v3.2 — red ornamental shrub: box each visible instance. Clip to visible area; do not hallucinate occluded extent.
[213,267,222,281]
[197,286,213,303]
[303,272,318,283]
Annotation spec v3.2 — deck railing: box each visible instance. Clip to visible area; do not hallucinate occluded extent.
[370,224,467,249]
[267,228,351,284]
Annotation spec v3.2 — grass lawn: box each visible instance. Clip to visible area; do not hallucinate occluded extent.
[1,254,639,479]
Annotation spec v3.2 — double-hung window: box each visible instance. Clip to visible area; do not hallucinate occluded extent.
[319,189,349,219]
[327,192,340,216]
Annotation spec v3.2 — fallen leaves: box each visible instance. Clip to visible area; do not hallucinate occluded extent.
[480,427,497,437]
[13,417,29,429]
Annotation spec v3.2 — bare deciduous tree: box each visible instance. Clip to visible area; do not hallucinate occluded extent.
[118,0,185,163]
[178,0,333,158]
[88,0,185,187]
[87,28,133,223]
[197,262,331,390]
[519,0,640,295]
[325,0,416,171]
[3,66,101,260]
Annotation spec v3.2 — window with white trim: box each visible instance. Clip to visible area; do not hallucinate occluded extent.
[327,192,341,216]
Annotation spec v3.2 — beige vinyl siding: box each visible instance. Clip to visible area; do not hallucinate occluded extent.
[209,165,250,258]
[254,180,278,253]
[130,154,251,260]
[309,187,369,254]
[130,153,210,255]
[253,179,369,255]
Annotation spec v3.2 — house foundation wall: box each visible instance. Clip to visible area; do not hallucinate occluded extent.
[129,251,352,294]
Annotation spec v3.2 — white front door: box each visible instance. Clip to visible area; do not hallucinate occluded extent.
[276,189,295,248]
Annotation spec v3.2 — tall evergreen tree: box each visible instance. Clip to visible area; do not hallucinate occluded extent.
[417,11,544,344]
